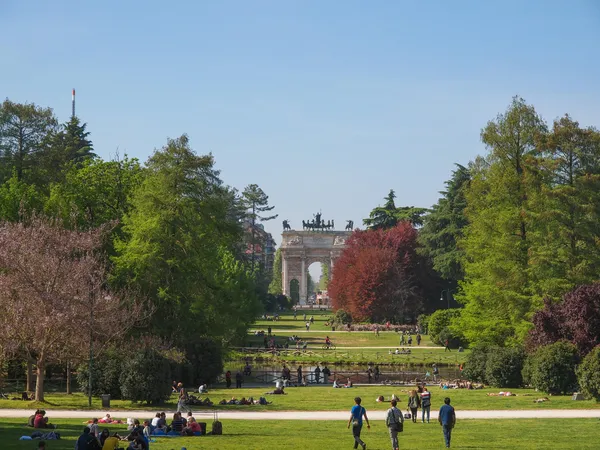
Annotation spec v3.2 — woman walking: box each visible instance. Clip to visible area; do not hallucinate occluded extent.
[407,390,421,423]
[347,396,370,450]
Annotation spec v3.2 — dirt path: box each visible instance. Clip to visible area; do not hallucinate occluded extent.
[1,409,598,420]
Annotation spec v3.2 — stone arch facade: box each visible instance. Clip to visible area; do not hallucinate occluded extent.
[280,231,350,304]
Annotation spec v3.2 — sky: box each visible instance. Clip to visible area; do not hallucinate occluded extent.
[2,1,600,279]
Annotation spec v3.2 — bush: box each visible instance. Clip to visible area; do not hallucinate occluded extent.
[77,350,124,399]
[428,309,461,345]
[485,347,525,388]
[120,348,172,404]
[523,341,580,395]
[333,309,353,325]
[577,346,600,401]
[462,345,489,383]
[417,314,429,334]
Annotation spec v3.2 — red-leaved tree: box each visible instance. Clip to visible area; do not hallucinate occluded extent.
[0,217,146,401]
[527,283,600,356]
[329,221,426,322]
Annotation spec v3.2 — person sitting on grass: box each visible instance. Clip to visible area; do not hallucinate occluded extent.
[344,378,353,388]
[265,386,286,395]
[182,416,202,435]
[100,433,122,450]
[128,435,148,450]
[99,429,110,446]
[88,418,100,438]
[34,410,53,429]
[75,427,99,450]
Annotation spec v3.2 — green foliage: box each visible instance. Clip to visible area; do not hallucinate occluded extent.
[484,347,525,388]
[333,309,353,325]
[457,97,547,346]
[319,263,329,291]
[263,294,290,312]
[268,248,283,294]
[76,351,123,399]
[427,308,461,345]
[0,175,46,222]
[119,348,172,404]
[462,345,490,383]
[112,135,261,345]
[419,164,470,282]
[523,341,579,394]
[577,346,600,401]
[363,189,428,230]
[178,339,224,386]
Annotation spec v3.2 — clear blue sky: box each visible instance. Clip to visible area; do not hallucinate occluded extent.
[2,1,600,279]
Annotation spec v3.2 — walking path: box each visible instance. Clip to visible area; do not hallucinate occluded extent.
[1,409,598,420]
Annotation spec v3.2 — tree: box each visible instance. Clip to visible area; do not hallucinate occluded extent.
[268,248,283,294]
[45,155,145,230]
[0,175,46,222]
[0,217,143,401]
[577,346,600,401]
[241,184,277,269]
[419,164,470,283]
[329,222,429,322]
[457,97,547,346]
[41,116,96,183]
[319,263,330,291]
[0,99,57,185]
[528,116,600,298]
[113,135,261,346]
[363,189,428,230]
[427,309,461,345]
[527,283,600,356]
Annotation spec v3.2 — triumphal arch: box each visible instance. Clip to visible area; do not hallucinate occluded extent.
[280,214,353,304]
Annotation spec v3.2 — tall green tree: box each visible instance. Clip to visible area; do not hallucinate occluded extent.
[319,263,330,291]
[364,189,428,230]
[457,97,547,346]
[419,164,470,283]
[241,184,278,269]
[268,248,283,294]
[528,116,600,297]
[113,135,260,344]
[0,99,57,185]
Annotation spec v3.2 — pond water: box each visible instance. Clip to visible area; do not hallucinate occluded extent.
[224,363,461,385]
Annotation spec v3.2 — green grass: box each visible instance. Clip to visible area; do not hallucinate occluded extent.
[2,386,597,412]
[1,418,599,449]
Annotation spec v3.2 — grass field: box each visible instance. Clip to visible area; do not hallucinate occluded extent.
[1,418,599,449]
[1,386,597,412]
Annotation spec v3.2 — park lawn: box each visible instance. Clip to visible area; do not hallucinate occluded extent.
[1,418,600,449]
[246,330,437,348]
[2,386,597,412]
[232,347,467,365]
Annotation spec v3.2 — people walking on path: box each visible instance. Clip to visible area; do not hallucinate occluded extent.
[445,339,451,352]
[374,366,380,382]
[420,387,431,423]
[416,334,422,345]
[408,336,412,346]
[347,396,370,450]
[407,390,421,423]
[438,397,456,448]
[235,371,243,388]
[385,399,403,450]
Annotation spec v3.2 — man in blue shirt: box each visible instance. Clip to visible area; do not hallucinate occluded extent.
[347,396,370,450]
[438,397,456,448]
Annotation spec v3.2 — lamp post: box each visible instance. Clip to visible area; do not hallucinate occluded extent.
[440,290,451,309]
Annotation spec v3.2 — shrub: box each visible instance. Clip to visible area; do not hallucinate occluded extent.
[577,346,600,401]
[417,314,430,334]
[484,347,525,388]
[120,348,172,404]
[462,345,490,383]
[428,309,461,345]
[333,309,353,325]
[77,350,124,398]
[523,341,579,394]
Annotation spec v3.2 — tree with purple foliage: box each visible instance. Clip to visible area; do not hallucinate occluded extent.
[527,283,600,356]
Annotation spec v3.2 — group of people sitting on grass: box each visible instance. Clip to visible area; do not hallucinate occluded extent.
[218,396,271,405]
[389,348,412,355]
[27,410,55,429]
[439,380,479,390]
[332,378,354,388]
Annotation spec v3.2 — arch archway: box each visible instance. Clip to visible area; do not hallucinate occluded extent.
[281,230,350,305]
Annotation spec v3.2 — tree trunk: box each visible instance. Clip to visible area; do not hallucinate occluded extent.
[66,362,71,395]
[26,359,34,392]
[35,357,45,402]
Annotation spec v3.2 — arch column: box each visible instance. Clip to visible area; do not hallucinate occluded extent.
[300,257,307,304]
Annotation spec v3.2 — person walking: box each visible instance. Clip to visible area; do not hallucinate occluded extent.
[314,365,321,384]
[225,371,232,389]
[420,387,431,423]
[297,366,303,384]
[407,390,421,423]
[433,364,439,382]
[268,326,272,336]
[438,397,456,448]
[385,399,403,450]
[416,334,422,345]
[444,339,451,352]
[235,371,243,388]
[374,365,380,382]
[347,396,370,450]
